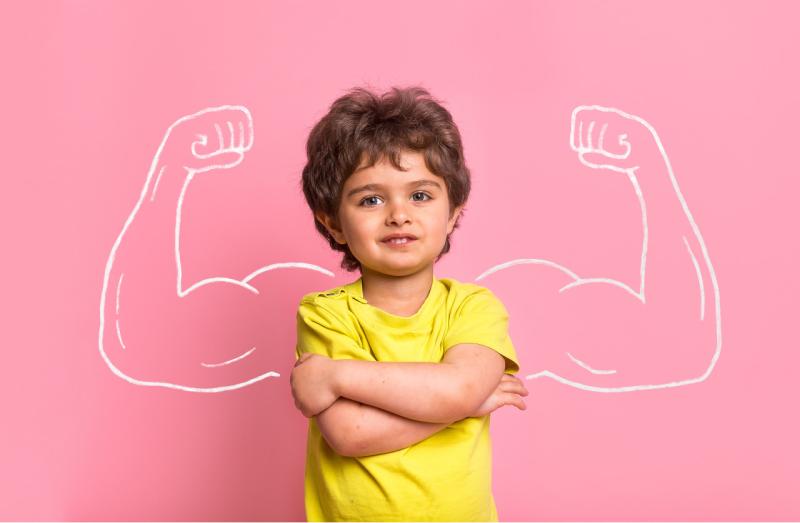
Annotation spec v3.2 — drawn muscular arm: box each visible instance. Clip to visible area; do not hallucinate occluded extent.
[99,107,269,388]
[508,106,720,389]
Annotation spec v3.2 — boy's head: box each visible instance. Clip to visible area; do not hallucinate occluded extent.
[301,86,471,274]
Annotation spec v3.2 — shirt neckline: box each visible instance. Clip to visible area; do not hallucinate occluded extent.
[346,276,443,322]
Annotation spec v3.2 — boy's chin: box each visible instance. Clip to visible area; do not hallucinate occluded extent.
[360,260,435,278]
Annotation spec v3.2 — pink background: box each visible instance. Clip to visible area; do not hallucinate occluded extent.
[2,0,799,520]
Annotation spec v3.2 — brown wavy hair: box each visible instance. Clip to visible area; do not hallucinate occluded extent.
[300,85,471,272]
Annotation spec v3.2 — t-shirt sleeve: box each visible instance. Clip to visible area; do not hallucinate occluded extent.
[295,297,369,362]
[443,288,520,374]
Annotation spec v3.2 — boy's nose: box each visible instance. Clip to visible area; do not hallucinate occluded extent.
[386,200,411,224]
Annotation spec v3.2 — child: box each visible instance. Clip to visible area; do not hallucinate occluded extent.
[291,85,529,522]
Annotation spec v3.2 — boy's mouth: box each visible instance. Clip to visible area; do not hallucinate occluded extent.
[382,235,418,246]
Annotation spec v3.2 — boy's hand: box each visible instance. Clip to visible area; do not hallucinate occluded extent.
[467,373,529,418]
[290,353,339,418]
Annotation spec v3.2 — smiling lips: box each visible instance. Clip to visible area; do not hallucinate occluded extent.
[382,234,417,246]
[382,233,417,241]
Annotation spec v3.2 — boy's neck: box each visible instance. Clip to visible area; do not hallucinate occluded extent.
[360,265,435,317]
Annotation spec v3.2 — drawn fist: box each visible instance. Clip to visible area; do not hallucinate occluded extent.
[159,105,254,174]
[570,105,663,174]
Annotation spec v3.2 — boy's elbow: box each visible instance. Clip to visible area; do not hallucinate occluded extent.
[333,438,354,458]
[450,368,501,421]
[325,430,351,457]
[437,375,476,423]
[334,427,368,458]
[331,424,359,457]
[443,344,507,421]
[317,420,344,455]
[451,382,479,421]
[317,399,365,457]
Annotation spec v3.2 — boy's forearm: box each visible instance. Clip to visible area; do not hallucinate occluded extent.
[332,359,466,423]
[343,400,451,458]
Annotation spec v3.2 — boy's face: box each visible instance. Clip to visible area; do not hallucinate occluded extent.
[316,149,464,277]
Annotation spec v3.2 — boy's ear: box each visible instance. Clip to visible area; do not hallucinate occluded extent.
[315,211,347,245]
[447,204,465,234]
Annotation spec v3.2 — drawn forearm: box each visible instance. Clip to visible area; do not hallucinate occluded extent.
[626,164,715,319]
[99,106,264,392]
[534,106,722,390]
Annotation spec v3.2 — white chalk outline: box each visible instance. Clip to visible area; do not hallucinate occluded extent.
[566,352,617,375]
[99,105,334,393]
[100,103,721,395]
[200,347,258,368]
[475,105,722,393]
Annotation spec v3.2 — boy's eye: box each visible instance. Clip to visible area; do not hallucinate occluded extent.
[360,196,382,206]
[358,192,432,207]
[411,192,432,202]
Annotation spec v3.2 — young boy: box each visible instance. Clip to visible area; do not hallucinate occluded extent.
[290,85,529,522]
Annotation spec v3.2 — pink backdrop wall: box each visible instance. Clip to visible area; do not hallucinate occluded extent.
[2,1,798,520]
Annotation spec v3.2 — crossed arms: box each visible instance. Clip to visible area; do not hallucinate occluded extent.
[290,344,526,458]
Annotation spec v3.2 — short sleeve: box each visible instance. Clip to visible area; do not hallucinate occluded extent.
[443,288,520,374]
[295,298,370,362]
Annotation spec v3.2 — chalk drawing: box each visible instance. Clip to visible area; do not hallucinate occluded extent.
[100,104,720,395]
[474,105,722,392]
[99,105,332,393]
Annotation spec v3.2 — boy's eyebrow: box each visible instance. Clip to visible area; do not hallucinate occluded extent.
[346,179,442,198]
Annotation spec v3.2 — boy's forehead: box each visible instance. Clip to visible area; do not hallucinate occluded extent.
[349,150,433,184]
[344,173,443,198]
[357,148,420,168]
[342,157,446,198]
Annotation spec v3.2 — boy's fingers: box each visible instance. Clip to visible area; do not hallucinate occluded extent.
[503,393,526,410]
[498,379,529,396]
[512,375,529,395]
[505,374,525,384]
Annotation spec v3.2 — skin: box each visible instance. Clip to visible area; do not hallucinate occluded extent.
[290,149,528,456]
[316,149,465,315]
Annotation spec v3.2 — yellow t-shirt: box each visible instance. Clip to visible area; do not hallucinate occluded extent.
[295,276,520,522]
